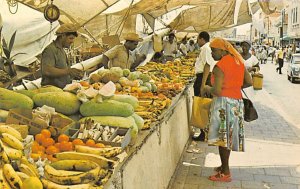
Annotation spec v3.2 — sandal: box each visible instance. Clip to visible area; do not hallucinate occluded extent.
[208,172,232,182]
[213,166,222,172]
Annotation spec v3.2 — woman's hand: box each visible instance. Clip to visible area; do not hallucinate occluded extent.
[202,85,212,97]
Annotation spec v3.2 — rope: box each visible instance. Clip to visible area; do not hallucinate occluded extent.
[115,0,135,36]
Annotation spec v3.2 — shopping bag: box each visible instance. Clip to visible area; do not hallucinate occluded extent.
[190,96,212,129]
[242,90,258,122]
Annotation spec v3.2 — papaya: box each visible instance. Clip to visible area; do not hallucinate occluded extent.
[15,85,63,99]
[80,116,138,139]
[80,100,134,117]
[33,92,81,115]
[131,113,144,131]
[0,88,34,110]
[110,94,139,109]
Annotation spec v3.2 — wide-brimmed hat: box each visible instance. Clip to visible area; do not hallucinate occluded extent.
[124,33,143,42]
[241,40,251,47]
[56,24,78,36]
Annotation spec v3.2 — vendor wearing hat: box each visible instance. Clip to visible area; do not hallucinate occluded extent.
[98,33,146,70]
[41,24,83,88]
[240,40,259,72]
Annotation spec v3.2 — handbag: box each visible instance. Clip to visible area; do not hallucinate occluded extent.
[242,90,258,122]
[190,96,212,129]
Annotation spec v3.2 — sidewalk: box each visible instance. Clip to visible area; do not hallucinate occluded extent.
[168,76,300,189]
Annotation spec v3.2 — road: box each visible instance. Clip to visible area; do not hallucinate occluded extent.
[260,58,300,127]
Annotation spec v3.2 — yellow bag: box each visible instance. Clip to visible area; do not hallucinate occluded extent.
[190,96,212,129]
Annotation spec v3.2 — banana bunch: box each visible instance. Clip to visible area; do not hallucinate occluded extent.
[43,159,108,187]
[0,168,11,189]
[2,164,22,189]
[53,151,115,168]
[75,145,122,158]
[0,126,24,164]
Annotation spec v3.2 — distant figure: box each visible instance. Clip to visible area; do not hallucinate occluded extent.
[162,33,178,61]
[241,41,259,73]
[187,39,195,52]
[261,46,268,64]
[179,37,188,56]
[276,47,284,74]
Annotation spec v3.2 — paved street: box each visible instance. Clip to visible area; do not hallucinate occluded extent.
[168,59,300,189]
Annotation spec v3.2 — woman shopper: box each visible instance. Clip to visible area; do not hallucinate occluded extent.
[261,46,268,64]
[240,41,259,73]
[202,38,252,182]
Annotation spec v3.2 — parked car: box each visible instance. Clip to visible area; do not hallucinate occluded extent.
[287,54,300,83]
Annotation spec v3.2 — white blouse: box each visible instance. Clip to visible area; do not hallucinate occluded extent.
[244,55,259,69]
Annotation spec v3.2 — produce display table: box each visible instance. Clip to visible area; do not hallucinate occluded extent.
[105,84,194,189]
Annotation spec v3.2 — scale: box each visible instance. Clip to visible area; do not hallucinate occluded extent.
[44,0,60,23]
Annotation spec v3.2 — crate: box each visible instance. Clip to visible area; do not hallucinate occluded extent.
[70,125,131,149]
[6,108,75,136]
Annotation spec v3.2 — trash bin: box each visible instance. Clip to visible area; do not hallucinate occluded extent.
[252,73,263,90]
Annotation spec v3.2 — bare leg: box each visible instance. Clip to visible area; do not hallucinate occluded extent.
[219,146,231,175]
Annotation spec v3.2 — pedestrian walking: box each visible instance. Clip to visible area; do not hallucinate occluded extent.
[276,47,284,74]
[202,37,252,182]
[261,46,268,64]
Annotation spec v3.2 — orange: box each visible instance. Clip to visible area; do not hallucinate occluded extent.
[60,141,73,152]
[31,144,40,153]
[38,145,45,152]
[30,153,41,161]
[94,143,105,148]
[72,139,84,146]
[58,134,69,143]
[35,134,44,145]
[42,138,55,148]
[85,139,95,147]
[47,155,58,162]
[79,81,90,87]
[46,145,60,155]
[32,141,39,147]
[41,129,51,138]
[54,143,61,149]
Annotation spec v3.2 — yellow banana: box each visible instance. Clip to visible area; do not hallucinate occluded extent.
[16,172,29,181]
[1,141,22,160]
[75,145,122,158]
[0,169,11,189]
[20,156,39,177]
[18,164,37,177]
[0,142,10,164]
[0,126,23,141]
[44,164,100,185]
[3,164,22,189]
[50,160,98,172]
[54,152,115,168]
[0,133,24,150]
[41,178,92,189]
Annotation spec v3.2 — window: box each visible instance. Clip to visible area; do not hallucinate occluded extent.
[292,7,299,24]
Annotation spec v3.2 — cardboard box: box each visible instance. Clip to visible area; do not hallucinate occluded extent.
[70,125,131,149]
[6,108,75,136]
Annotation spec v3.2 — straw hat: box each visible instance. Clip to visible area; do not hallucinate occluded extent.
[124,33,142,42]
[56,23,78,36]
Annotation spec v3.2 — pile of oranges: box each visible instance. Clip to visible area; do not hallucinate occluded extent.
[31,129,106,162]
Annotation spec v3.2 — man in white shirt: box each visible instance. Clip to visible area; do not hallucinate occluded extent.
[179,37,188,56]
[193,31,216,141]
[187,40,195,53]
[162,33,178,61]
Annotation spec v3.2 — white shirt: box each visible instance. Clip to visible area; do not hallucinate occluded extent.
[187,44,195,52]
[195,42,216,73]
[244,55,259,69]
[179,43,188,56]
[163,40,177,57]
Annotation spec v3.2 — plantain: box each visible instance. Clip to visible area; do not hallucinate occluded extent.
[54,152,115,168]
[41,178,92,189]
[15,172,29,182]
[50,160,98,172]
[0,141,22,160]
[75,145,122,158]
[18,164,37,177]
[0,126,23,141]
[44,164,100,185]
[0,169,11,189]
[0,133,24,150]
[20,156,39,177]
[3,164,22,189]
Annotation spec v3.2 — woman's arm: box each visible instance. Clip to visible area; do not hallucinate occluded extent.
[203,66,224,96]
[242,67,253,88]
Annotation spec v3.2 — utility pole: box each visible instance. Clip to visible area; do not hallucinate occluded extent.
[267,16,270,45]
[280,9,285,47]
